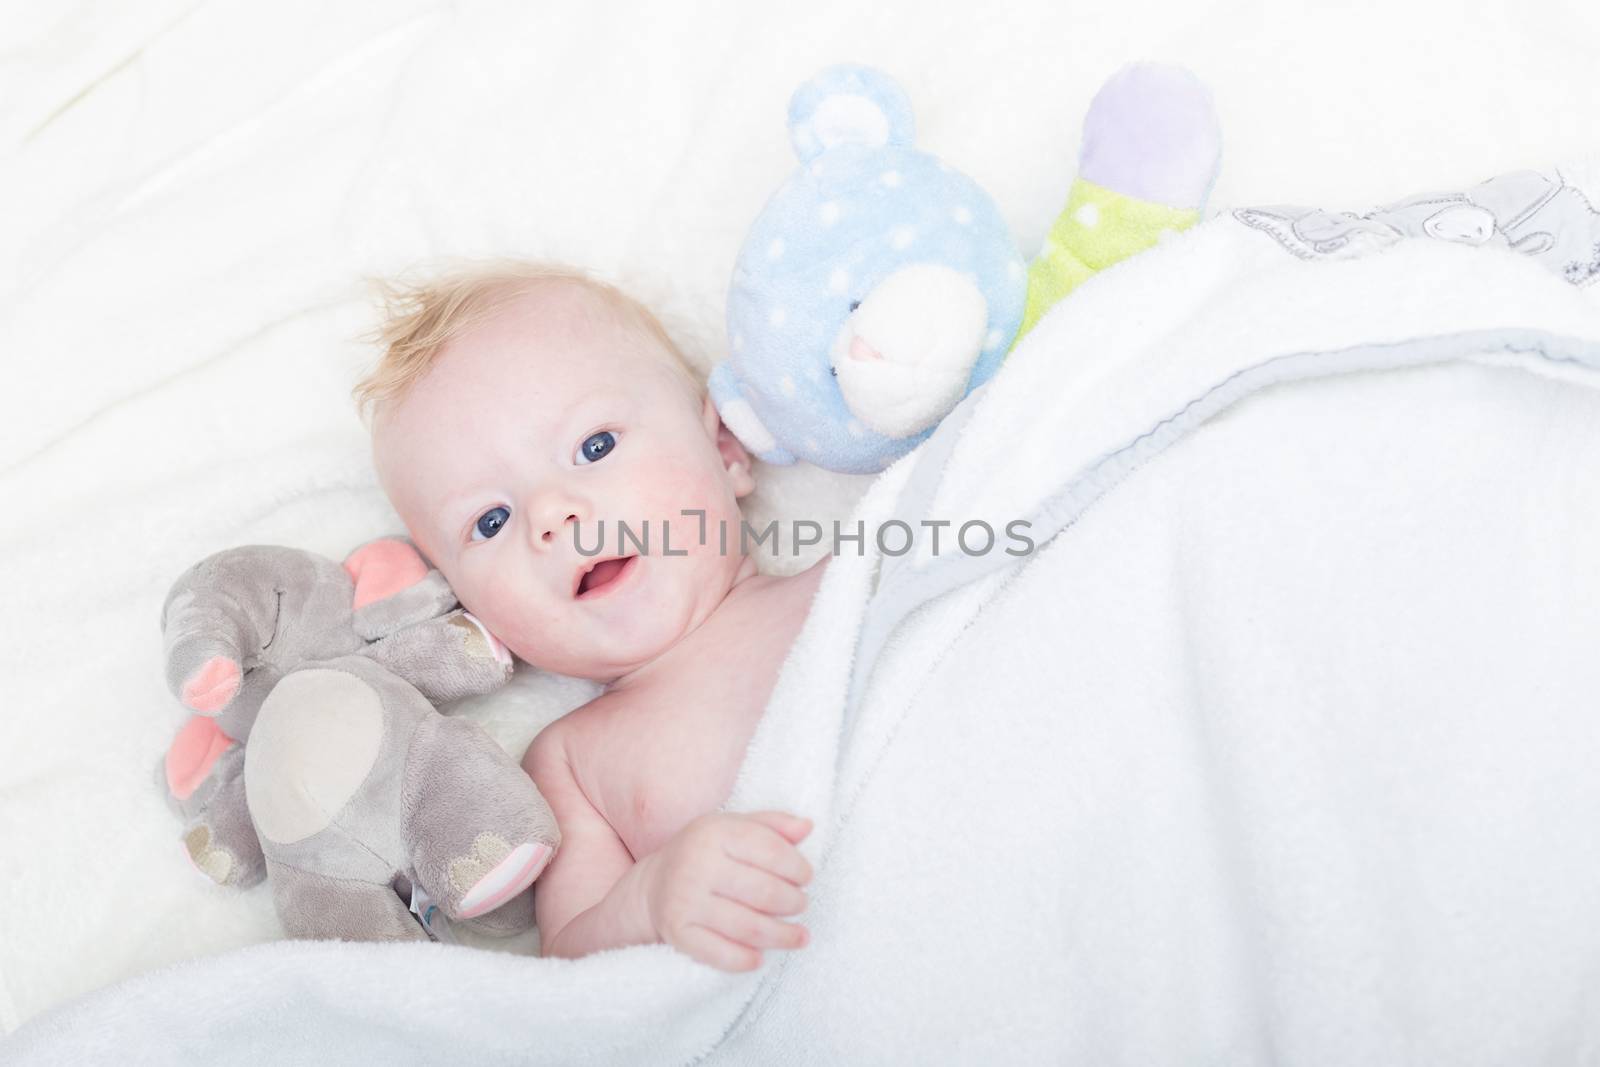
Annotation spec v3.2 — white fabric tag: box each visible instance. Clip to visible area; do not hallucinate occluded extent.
[408,882,457,944]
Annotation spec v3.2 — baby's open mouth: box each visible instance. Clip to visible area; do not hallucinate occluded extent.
[574,555,638,599]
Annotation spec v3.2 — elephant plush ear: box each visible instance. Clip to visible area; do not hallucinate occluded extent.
[343,537,458,640]
[787,64,915,164]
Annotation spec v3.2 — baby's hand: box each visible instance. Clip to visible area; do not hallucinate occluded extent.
[640,811,813,972]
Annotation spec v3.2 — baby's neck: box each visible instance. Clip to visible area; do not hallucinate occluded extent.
[726,553,761,589]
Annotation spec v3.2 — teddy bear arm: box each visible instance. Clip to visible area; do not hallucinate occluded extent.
[1015,178,1201,344]
[1012,62,1221,345]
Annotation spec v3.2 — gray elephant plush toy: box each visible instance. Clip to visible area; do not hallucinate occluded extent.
[158,537,560,941]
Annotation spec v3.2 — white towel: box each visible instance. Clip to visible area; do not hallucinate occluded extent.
[12,212,1600,1065]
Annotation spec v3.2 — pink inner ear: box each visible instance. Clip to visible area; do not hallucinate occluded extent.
[165,715,236,799]
[344,538,429,609]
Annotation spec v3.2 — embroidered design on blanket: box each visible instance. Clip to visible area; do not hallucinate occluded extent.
[1234,168,1600,286]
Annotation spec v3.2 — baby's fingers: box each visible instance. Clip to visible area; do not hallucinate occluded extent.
[728,815,814,886]
[712,862,808,917]
[675,924,761,973]
[744,811,813,845]
[698,896,809,953]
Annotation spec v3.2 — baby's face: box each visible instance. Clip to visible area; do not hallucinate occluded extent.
[372,283,755,682]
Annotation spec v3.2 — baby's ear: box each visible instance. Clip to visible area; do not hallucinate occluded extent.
[704,393,756,498]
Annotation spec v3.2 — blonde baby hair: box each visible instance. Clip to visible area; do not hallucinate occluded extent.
[353,260,698,423]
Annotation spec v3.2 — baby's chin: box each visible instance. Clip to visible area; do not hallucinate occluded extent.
[502,623,687,684]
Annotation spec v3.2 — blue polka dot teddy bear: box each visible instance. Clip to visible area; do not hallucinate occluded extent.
[709,63,1222,474]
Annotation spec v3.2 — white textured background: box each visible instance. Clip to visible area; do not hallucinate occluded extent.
[2,0,1596,1032]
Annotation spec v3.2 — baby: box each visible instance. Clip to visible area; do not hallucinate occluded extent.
[358,261,827,972]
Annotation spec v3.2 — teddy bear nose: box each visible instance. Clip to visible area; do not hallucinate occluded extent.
[848,336,884,362]
[830,262,990,439]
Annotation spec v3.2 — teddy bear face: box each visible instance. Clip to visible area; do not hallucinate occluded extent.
[719,66,1027,475]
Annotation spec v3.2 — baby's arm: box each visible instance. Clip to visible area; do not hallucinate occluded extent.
[525,732,814,971]
[525,733,655,958]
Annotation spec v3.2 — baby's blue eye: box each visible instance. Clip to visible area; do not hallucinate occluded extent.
[472,506,510,541]
[575,430,616,465]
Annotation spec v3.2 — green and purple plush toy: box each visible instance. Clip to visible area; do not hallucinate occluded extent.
[710,62,1223,474]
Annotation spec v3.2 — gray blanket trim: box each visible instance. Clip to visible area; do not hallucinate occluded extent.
[841,328,1600,745]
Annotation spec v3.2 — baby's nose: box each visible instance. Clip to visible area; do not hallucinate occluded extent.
[538,512,580,546]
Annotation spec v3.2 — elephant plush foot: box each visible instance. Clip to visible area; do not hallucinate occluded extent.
[181,818,262,889]
[455,888,537,938]
[180,757,265,888]
[455,838,553,919]
[160,730,265,889]
[402,714,561,923]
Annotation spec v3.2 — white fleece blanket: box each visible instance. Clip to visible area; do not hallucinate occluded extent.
[7,0,1600,1060]
[10,202,1600,1064]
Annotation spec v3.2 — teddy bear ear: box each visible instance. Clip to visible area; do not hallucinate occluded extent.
[787,64,916,164]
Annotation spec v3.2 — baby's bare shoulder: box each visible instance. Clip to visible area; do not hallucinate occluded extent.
[529,686,654,777]
[524,690,607,768]
[531,690,612,751]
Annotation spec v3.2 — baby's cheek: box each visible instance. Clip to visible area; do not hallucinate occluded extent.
[472,584,569,669]
[441,563,512,637]
[466,584,525,643]
[664,503,739,558]
[655,464,740,527]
